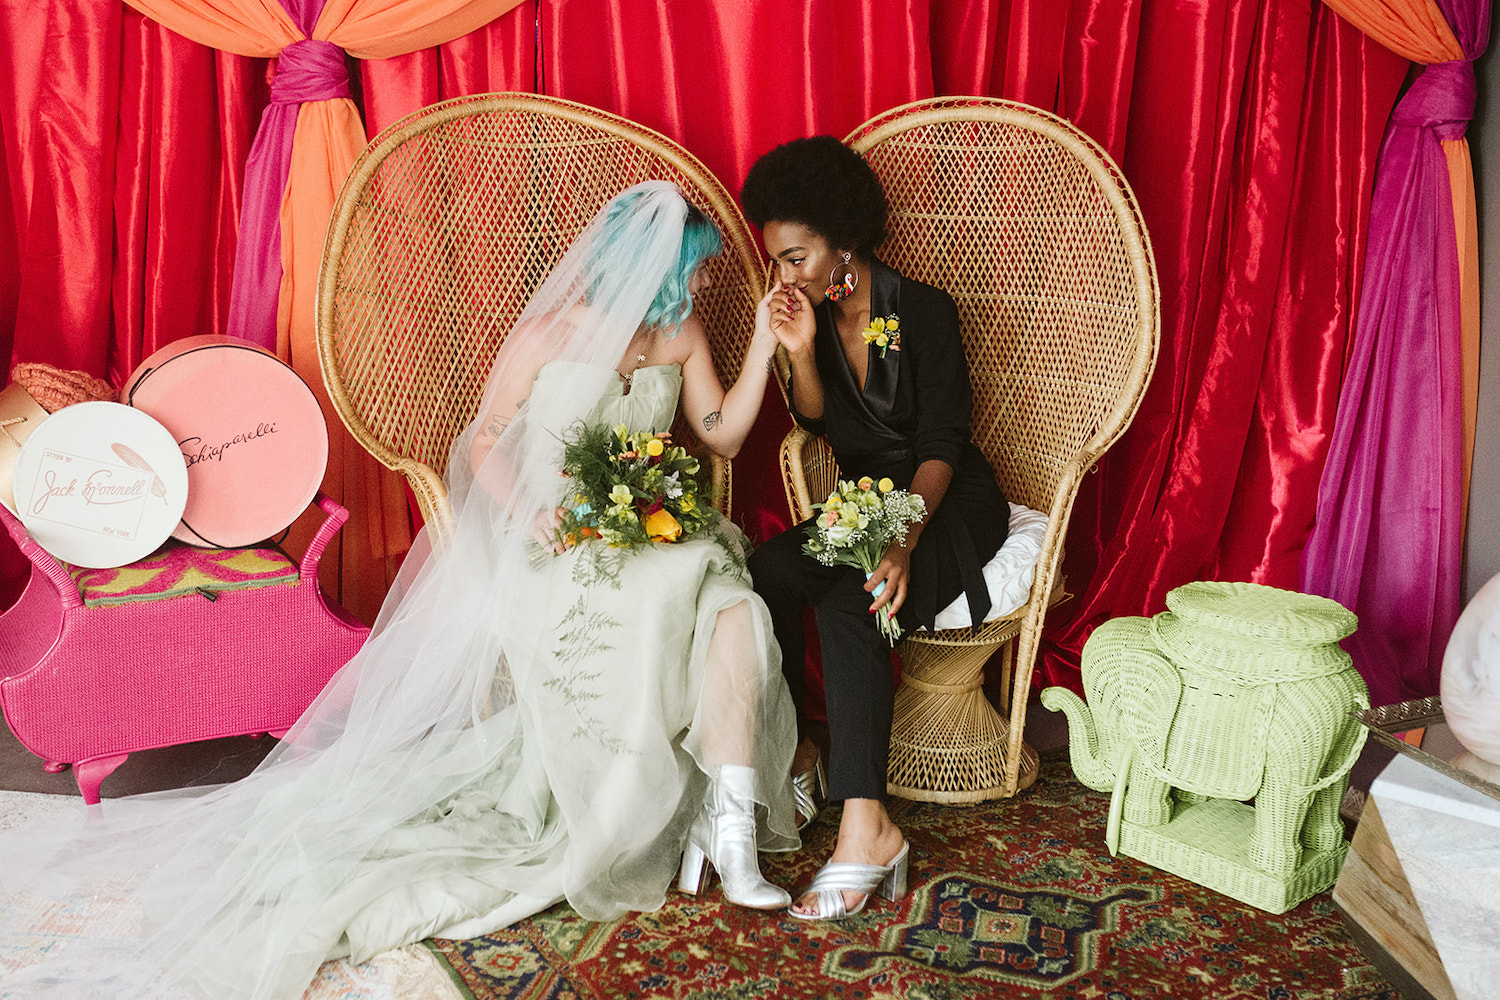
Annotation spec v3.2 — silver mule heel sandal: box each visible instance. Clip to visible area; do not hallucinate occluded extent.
[677,765,792,910]
[791,757,826,830]
[788,841,909,921]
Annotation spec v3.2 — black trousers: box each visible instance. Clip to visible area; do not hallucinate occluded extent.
[749,522,945,803]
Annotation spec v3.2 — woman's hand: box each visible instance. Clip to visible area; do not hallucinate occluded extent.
[533,507,567,553]
[764,282,815,357]
[865,540,913,621]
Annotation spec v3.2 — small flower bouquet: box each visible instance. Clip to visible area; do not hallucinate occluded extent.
[554,422,711,550]
[802,476,926,644]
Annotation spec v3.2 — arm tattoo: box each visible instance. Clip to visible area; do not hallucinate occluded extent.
[702,410,722,433]
[482,414,509,440]
[764,355,777,375]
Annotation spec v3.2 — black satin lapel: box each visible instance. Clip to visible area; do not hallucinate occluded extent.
[817,299,860,398]
[862,260,901,416]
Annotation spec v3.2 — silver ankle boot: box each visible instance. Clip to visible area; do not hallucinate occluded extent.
[677,764,791,910]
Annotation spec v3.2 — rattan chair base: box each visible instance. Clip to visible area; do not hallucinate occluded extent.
[886,633,1040,803]
[1118,798,1349,914]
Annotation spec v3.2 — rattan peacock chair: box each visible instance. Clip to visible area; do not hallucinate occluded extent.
[777,97,1160,802]
[317,93,765,542]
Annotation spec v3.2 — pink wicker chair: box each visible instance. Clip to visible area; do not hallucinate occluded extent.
[0,494,368,803]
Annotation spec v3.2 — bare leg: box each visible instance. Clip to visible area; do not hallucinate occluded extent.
[694,599,760,770]
[790,798,905,916]
[681,601,792,909]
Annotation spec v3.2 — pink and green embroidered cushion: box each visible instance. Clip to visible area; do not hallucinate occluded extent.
[67,543,297,607]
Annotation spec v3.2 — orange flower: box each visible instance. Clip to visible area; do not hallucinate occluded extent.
[646,508,682,542]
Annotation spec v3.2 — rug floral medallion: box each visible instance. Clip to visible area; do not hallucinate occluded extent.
[429,752,1399,1000]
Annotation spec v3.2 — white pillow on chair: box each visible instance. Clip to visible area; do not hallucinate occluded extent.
[927,503,1048,631]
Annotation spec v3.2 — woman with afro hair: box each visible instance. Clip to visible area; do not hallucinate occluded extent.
[742,136,1009,921]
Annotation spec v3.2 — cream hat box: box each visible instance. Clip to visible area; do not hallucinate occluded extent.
[11,401,189,568]
[122,334,328,548]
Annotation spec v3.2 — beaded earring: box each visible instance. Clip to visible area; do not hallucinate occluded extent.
[826,252,857,301]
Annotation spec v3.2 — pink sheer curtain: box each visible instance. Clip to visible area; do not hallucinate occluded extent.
[1301,0,1487,707]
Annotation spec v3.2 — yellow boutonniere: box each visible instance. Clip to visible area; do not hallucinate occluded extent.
[860,314,901,358]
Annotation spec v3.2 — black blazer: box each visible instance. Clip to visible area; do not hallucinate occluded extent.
[789,258,1009,630]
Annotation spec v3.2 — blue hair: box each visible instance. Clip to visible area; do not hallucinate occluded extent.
[592,191,722,337]
[645,205,721,336]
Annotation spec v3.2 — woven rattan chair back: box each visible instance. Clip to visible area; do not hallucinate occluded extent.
[318,93,763,541]
[846,98,1158,517]
[779,97,1159,801]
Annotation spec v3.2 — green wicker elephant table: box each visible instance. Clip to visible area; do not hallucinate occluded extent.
[1042,581,1369,913]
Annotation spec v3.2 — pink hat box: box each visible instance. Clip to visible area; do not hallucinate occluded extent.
[123,335,328,548]
[12,401,189,568]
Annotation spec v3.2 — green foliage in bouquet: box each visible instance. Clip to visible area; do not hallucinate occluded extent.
[556,422,711,550]
[803,476,927,644]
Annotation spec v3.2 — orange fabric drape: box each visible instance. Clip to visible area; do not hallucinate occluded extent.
[1319,0,1464,61]
[119,0,523,623]
[1321,0,1479,526]
[1445,136,1480,527]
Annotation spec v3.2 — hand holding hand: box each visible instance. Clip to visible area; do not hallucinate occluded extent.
[763,282,815,357]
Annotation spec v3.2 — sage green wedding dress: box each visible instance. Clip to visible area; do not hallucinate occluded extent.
[308,360,799,959]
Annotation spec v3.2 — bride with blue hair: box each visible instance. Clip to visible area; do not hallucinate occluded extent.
[0,181,798,1000]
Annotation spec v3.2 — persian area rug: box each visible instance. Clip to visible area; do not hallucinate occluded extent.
[428,752,1399,1000]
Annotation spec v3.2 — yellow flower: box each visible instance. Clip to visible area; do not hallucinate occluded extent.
[827,494,843,508]
[857,476,874,491]
[861,328,879,345]
[877,477,894,493]
[645,438,665,457]
[886,318,899,332]
[870,317,887,334]
[609,484,633,506]
[875,333,889,348]
[646,508,682,542]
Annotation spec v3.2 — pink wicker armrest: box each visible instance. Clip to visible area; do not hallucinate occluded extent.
[0,503,83,610]
[299,492,349,583]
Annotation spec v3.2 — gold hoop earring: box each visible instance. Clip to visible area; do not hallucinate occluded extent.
[826,252,857,301]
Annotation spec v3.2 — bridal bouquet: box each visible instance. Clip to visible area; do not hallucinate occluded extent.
[802,476,926,644]
[554,422,711,550]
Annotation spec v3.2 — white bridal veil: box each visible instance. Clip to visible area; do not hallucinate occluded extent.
[0,182,701,999]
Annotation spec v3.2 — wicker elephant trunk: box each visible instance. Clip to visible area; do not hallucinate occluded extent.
[1041,581,1370,913]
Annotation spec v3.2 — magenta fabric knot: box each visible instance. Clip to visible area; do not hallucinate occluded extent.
[270,38,352,105]
[1392,59,1475,140]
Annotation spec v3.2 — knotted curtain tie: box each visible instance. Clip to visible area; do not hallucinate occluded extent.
[271,38,352,105]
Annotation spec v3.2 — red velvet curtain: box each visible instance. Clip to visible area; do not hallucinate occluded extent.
[1043,2,1407,690]
[1,0,1410,680]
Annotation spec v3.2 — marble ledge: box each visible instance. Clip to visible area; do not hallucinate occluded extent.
[1369,754,1500,1000]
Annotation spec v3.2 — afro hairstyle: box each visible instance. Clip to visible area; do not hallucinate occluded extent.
[741,136,888,256]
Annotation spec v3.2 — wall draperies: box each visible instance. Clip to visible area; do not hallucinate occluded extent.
[112,0,523,622]
[1,3,1410,699]
[1300,0,1487,706]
